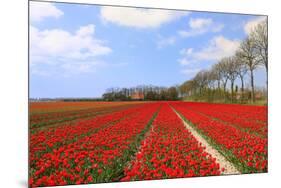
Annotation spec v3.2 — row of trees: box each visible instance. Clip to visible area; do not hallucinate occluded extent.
[102,85,179,101]
[179,19,267,103]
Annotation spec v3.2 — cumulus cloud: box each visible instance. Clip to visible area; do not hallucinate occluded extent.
[178,18,224,37]
[178,36,239,77]
[193,36,240,61]
[30,1,63,22]
[179,36,240,64]
[30,24,112,75]
[157,36,176,49]
[30,24,111,61]
[190,18,212,29]
[178,58,192,66]
[177,36,240,76]
[178,48,194,66]
[100,6,188,29]
[244,16,267,35]
[180,48,193,56]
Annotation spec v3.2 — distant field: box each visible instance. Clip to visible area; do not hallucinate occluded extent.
[30,101,146,114]
[29,101,147,129]
[29,101,268,187]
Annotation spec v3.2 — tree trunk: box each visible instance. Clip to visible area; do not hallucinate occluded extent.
[250,69,255,103]
[239,75,244,103]
[265,68,268,99]
[223,81,227,102]
[231,81,234,103]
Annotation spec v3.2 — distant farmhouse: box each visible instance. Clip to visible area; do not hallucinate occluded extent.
[131,91,145,100]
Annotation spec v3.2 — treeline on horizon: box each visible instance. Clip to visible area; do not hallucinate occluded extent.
[102,86,179,101]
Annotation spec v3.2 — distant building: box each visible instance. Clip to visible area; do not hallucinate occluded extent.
[236,92,242,100]
[255,92,263,100]
[131,92,144,100]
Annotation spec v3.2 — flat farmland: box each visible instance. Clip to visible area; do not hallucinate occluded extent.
[29,101,268,187]
[29,101,146,130]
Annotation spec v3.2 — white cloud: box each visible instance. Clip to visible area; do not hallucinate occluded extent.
[30,24,111,61]
[194,36,240,61]
[189,18,212,29]
[60,61,101,75]
[76,24,95,36]
[100,6,188,29]
[157,36,176,48]
[180,48,193,56]
[178,18,224,38]
[181,68,201,76]
[30,24,112,75]
[178,48,195,67]
[244,16,267,35]
[181,36,240,63]
[178,36,237,74]
[178,58,193,66]
[178,36,240,73]
[30,2,63,22]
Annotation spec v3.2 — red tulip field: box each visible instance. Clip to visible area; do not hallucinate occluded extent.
[29,101,268,187]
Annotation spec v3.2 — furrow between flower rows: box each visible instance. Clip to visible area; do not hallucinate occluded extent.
[121,103,221,181]
[171,103,267,173]
[176,102,267,136]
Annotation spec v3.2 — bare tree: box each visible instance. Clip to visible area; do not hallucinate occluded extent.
[235,52,248,100]
[216,59,230,100]
[251,19,268,87]
[237,37,260,102]
[224,56,239,102]
[206,70,219,101]
[211,64,222,89]
[206,70,217,89]
[194,70,209,96]
[180,80,195,97]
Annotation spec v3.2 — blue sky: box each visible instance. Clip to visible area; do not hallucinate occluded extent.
[29,1,267,98]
